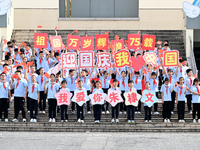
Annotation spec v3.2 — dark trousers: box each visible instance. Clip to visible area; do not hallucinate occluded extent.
[177,101,185,120]
[144,106,152,120]
[120,90,126,111]
[154,92,159,112]
[77,103,85,120]
[102,88,110,111]
[60,105,68,120]
[14,97,26,119]
[48,99,57,118]
[87,91,91,112]
[193,103,200,119]
[39,91,47,111]
[93,104,102,121]
[0,98,8,119]
[171,91,176,111]
[127,105,135,120]
[136,90,142,112]
[163,101,171,119]
[70,91,75,111]
[111,103,119,119]
[186,94,192,112]
[27,92,29,111]
[29,97,38,119]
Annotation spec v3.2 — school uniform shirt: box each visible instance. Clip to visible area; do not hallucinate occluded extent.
[35,57,47,70]
[93,88,104,94]
[64,88,70,92]
[28,82,39,100]
[125,87,137,93]
[161,84,173,101]
[27,73,38,83]
[46,82,59,99]
[110,87,121,94]
[176,67,187,81]
[118,66,128,74]
[25,51,32,61]
[45,58,55,70]
[174,84,186,101]
[80,76,91,91]
[184,76,195,95]
[5,72,12,83]
[0,81,10,99]
[13,78,28,97]
[47,42,52,51]
[90,68,98,79]
[191,86,200,103]
[164,67,176,73]
[144,70,151,82]
[163,74,176,87]
[116,75,128,91]
[100,76,111,89]
[36,75,48,91]
[65,76,78,91]
[150,78,159,92]
[132,76,142,90]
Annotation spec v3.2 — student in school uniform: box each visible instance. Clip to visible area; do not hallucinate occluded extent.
[27,75,40,123]
[44,74,59,123]
[60,80,70,122]
[92,81,104,123]
[99,69,112,114]
[62,68,79,114]
[161,78,175,123]
[191,78,200,123]
[184,69,195,114]
[143,82,153,123]
[79,67,94,114]
[0,72,11,122]
[126,80,136,123]
[175,77,187,123]
[34,51,47,74]
[76,80,87,123]
[111,79,122,123]
[116,67,131,115]
[10,71,28,122]
[36,67,48,114]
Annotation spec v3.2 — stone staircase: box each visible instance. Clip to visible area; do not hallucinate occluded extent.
[11,30,186,59]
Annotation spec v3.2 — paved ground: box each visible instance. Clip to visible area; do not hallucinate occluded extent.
[0,132,199,150]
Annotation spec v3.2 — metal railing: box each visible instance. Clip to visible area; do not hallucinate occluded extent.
[188,37,198,76]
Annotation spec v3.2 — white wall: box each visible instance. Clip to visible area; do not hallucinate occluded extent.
[13,0,59,8]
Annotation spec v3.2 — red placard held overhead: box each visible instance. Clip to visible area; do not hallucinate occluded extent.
[50,35,63,50]
[111,39,124,52]
[34,33,47,48]
[128,34,141,50]
[67,35,80,50]
[142,34,156,50]
[96,34,109,50]
[81,36,94,50]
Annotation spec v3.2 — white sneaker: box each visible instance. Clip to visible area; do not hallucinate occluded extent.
[137,111,141,115]
[111,119,115,123]
[49,118,52,122]
[116,119,119,123]
[128,120,131,123]
[149,120,152,123]
[182,120,185,123]
[106,110,110,114]
[124,111,126,115]
[145,120,148,123]
[94,120,98,123]
[27,111,30,114]
[39,111,42,114]
[77,118,81,123]
[193,119,196,123]
[97,120,100,123]
[179,120,182,123]
[189,110,192,114]
[12,118,18,122]
[87,111,91,114]
[22,118,26,122]
[19,110,22,113]
[154,112,159,115]
[65,120,68,122]
[61,120,64,122]
[42,111,45,114]
[198,119,200,123]
[171,111,174,115]
[34,119,37,123]
[135,111,138,114]
[72,111,75,114]
[167,119,171,123]
[81,120,84,123]
[119,111,122,114]
[5,118,8,122]
[30,118,34,122]
[164,119,167,123]
[52,118,56,122]
[131,120,135,123]
[102,111,105,114]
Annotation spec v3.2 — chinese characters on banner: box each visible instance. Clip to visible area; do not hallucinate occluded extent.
[67,35,80,50]
[96,34,109,50]
[141,90,158,107]
[50,35,63,50]
[143,52,158,66]
[54,88,72,106]
[61,53,77,69]
[71,89,89,106]
[44,63,61,78]
[142,34,156,50]
[79,51,94,68]
[89,90,107,105]
[124,89,141,106]
[163,51,179,67]
[96,52,111,69]
[81,36,94,50]
[106,89,123,107]
[34,33,47,48]
[114,50,131,68]
[111,39,124,52]
[128,34,141,50]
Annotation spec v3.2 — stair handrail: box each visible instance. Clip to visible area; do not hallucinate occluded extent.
[0,36,4,60]
[188,36,198,76]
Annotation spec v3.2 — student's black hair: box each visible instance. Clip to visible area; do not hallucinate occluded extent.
[8,45,13,48]
[90,79,96,87]
[164,43,169,47]
[15,70,21,74]
[26,44,31,47]
[145,81,150,85]
[186,69,193,74]
[54,52,60,57]
[17,66,23,70]
[135,71,140,75]
[113,79,118,83]
[137,53,141,56]
[103,71,108,75]
[5,55,10,61]
[7,41,12,45]
[128,80,134,84]
[1,72,7,76]
[20,48,24,54]
[61,80,67,85]
[14,48,18,52]
[20,52,24,55]
[95,80,101,84]
[121,71,126,74]
[12,39,16,43]
[50,74,55,77]
[167,69,173,72]
[193,78,199,85]
[165,77,169,82]
[151,72,157,76]
[39,51,44,54]
[179,77,184,81]
[3,64,9,68]
[82,69,88,73]
[56,71,61,75]
[6,52,11,57]
[164,40,169,44]
[39,67,44,71]
[69,69,75,74]
[78,80,83,83]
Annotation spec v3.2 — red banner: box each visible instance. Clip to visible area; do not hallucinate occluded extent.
[67,35,80,50]
[81,36,94,50]
[111,39,124,52]
[34,33,47,48]
[128,34,140,50]
[142,34,156,50]
[79,51,94,68]
[50,35,63,50]
[95,34,109,50]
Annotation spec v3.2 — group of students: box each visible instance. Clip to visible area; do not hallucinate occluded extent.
[0,39,200,124]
